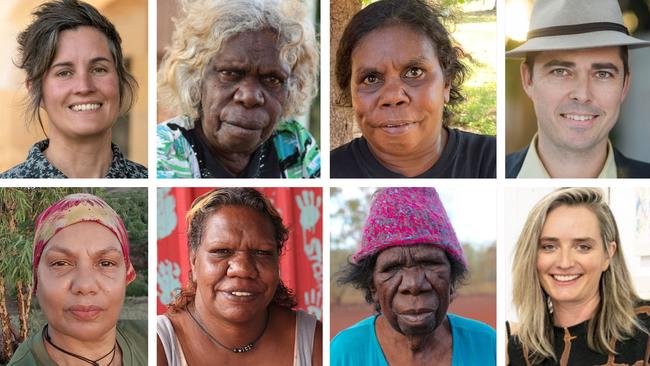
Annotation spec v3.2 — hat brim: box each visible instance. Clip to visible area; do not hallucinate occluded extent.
[506,30,650,58]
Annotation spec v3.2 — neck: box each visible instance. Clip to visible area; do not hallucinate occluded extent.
[377,314,452,362]
[367,127,447,177]
[44,324,120,366]
[44,131,113,178]
[551,292,601,327]
[192,297,269,350]
[537,135,608,178]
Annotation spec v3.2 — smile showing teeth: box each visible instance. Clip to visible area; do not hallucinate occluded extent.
[552,274,580,282]
[230,291,253,297]
[70,103,101,112]
[563,114,595,121]
[385,122,410,128]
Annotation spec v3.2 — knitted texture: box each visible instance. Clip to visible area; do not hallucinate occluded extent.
[32,193,136,292]
[353,187,466,268]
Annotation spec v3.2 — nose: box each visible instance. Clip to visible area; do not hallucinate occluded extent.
[569,73,593,103]
[73,70,97,94]
[398,267,433,295]
[70,264,99,295]
[557,248,575,269]
[379,77,409,108]
[226,251,258,279]
[234,78,264,107]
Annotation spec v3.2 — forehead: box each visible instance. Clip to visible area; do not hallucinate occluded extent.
[201,206,276,241]
[43,221,122,255]
[352,24,437,66]
[53,26,112,59]
[541,205,601,237]
[532,46,624,68]
[375,245,447,263]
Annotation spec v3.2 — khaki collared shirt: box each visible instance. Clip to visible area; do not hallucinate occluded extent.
[517,134,617,178]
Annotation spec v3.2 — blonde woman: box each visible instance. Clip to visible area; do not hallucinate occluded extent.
[508,188,650,365]
[156,0,320,178]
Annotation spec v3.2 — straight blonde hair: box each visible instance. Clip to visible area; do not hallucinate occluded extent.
[512,188,645,364]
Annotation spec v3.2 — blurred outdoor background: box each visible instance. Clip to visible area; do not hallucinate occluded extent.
[506,0,650,162]
[0,0,148,172]
[330,187,496,339]
[0,187,147,365]
[330,0,497,149]
[157,0,321,145]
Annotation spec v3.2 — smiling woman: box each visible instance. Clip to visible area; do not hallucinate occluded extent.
[0,0,146,179]
[330,0,496,178]
[156,188,322,365]
[7,193,147,365]
[156,0,320,178]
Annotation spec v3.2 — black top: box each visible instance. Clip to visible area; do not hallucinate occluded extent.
[330,128,496,178]
[173,123,282,178]
[506,145,650,178]
[507,302,650,366]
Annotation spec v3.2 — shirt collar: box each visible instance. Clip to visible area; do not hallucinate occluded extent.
[517,134,617,178]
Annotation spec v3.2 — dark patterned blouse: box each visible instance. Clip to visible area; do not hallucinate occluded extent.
[508,302,650,366]
[0,139,147,178]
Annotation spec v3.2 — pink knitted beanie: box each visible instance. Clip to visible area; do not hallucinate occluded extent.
[353,187,466,268]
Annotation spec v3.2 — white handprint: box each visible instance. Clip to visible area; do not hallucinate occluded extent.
[157,259,181,305]
[295,190,321,234]
[304,288,322,320]
[157,188,177,240]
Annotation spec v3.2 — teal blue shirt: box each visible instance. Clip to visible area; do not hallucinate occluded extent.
[331,313,496,366]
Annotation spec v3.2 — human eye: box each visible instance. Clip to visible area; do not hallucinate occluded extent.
[404,67,424,79]
[209,247,234,256]
[594,70,614,80]
[575,242,593,252]
[253,249,275,257]
[361,72,381,85]
[55,70,73,78]
[98,259,117,267]
[550,68,570,77]
[218,69,243,81]
[50,260,70,267]
[91,66,109,75]
[539,242,557,252]
[262,74,285,87]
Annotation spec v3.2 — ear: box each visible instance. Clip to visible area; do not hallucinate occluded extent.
[520,62,534,98]
[603,241,617,271]
[189,250,197,282]
[443,79,451,103]
[620,70,631,102]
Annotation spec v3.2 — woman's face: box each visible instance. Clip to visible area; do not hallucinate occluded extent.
[37,221,126,342]
[536,205,614,308]
[191,206,280,324]
[41,26,120,141]
[371,245,452,336]
[199,29,289,157]
[350,24,451,159]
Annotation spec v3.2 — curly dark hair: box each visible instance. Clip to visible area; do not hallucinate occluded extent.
[168,188,297,312]
[335,0,467,126]
[338,247,467,313]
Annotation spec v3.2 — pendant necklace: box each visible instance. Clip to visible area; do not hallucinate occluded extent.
[43,324,117,365]
[187,306,270,353]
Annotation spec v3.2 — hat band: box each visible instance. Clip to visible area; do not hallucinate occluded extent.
[528,22,629,39]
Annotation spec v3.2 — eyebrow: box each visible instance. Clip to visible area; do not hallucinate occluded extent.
[542,60,620,73]
[50,57,113,69]
[44,246,122,257]
[538,237,596,243]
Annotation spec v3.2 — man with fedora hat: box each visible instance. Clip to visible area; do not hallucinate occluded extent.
[506,0,650,178]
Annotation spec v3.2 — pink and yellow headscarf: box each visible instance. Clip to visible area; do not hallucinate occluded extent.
[32,193,136,292]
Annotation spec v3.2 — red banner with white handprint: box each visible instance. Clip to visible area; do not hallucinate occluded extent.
[157,187,322,319]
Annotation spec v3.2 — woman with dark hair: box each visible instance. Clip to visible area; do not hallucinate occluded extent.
[331,0,495,178]
[156,188,322,365]
[0,0,146,178]
[331,187,495,365]
[8,193,147,365]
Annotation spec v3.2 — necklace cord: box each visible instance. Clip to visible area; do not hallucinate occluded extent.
[187,305,270,353]
[43,324,117,365]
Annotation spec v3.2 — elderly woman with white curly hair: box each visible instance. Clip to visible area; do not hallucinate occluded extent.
[156,0,320,179]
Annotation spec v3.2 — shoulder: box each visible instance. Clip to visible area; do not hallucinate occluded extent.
[331,316,376,349]
[122,159,148,178]
[446,128,496,178]
[7,329,44,365]
[272,119,320,178]
[117,319,147,347]
[614,149,650,178]
[506,145,529,178]
[156,117,198,178]
[449,313,496,339]
[1,141,59,179]
[0,160,32,179]
[330,138,364,178]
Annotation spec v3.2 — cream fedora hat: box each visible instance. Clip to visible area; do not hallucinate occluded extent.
[506,0,650,58]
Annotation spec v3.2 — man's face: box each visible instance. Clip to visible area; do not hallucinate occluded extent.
[521,47,630,153]
[371,245,452,336]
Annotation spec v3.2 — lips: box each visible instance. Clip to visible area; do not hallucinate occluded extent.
[67,304,104,320]
[397,308,435,323]
[219,287,262,303]
[375,120,419,135]
[551,274,582,282]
